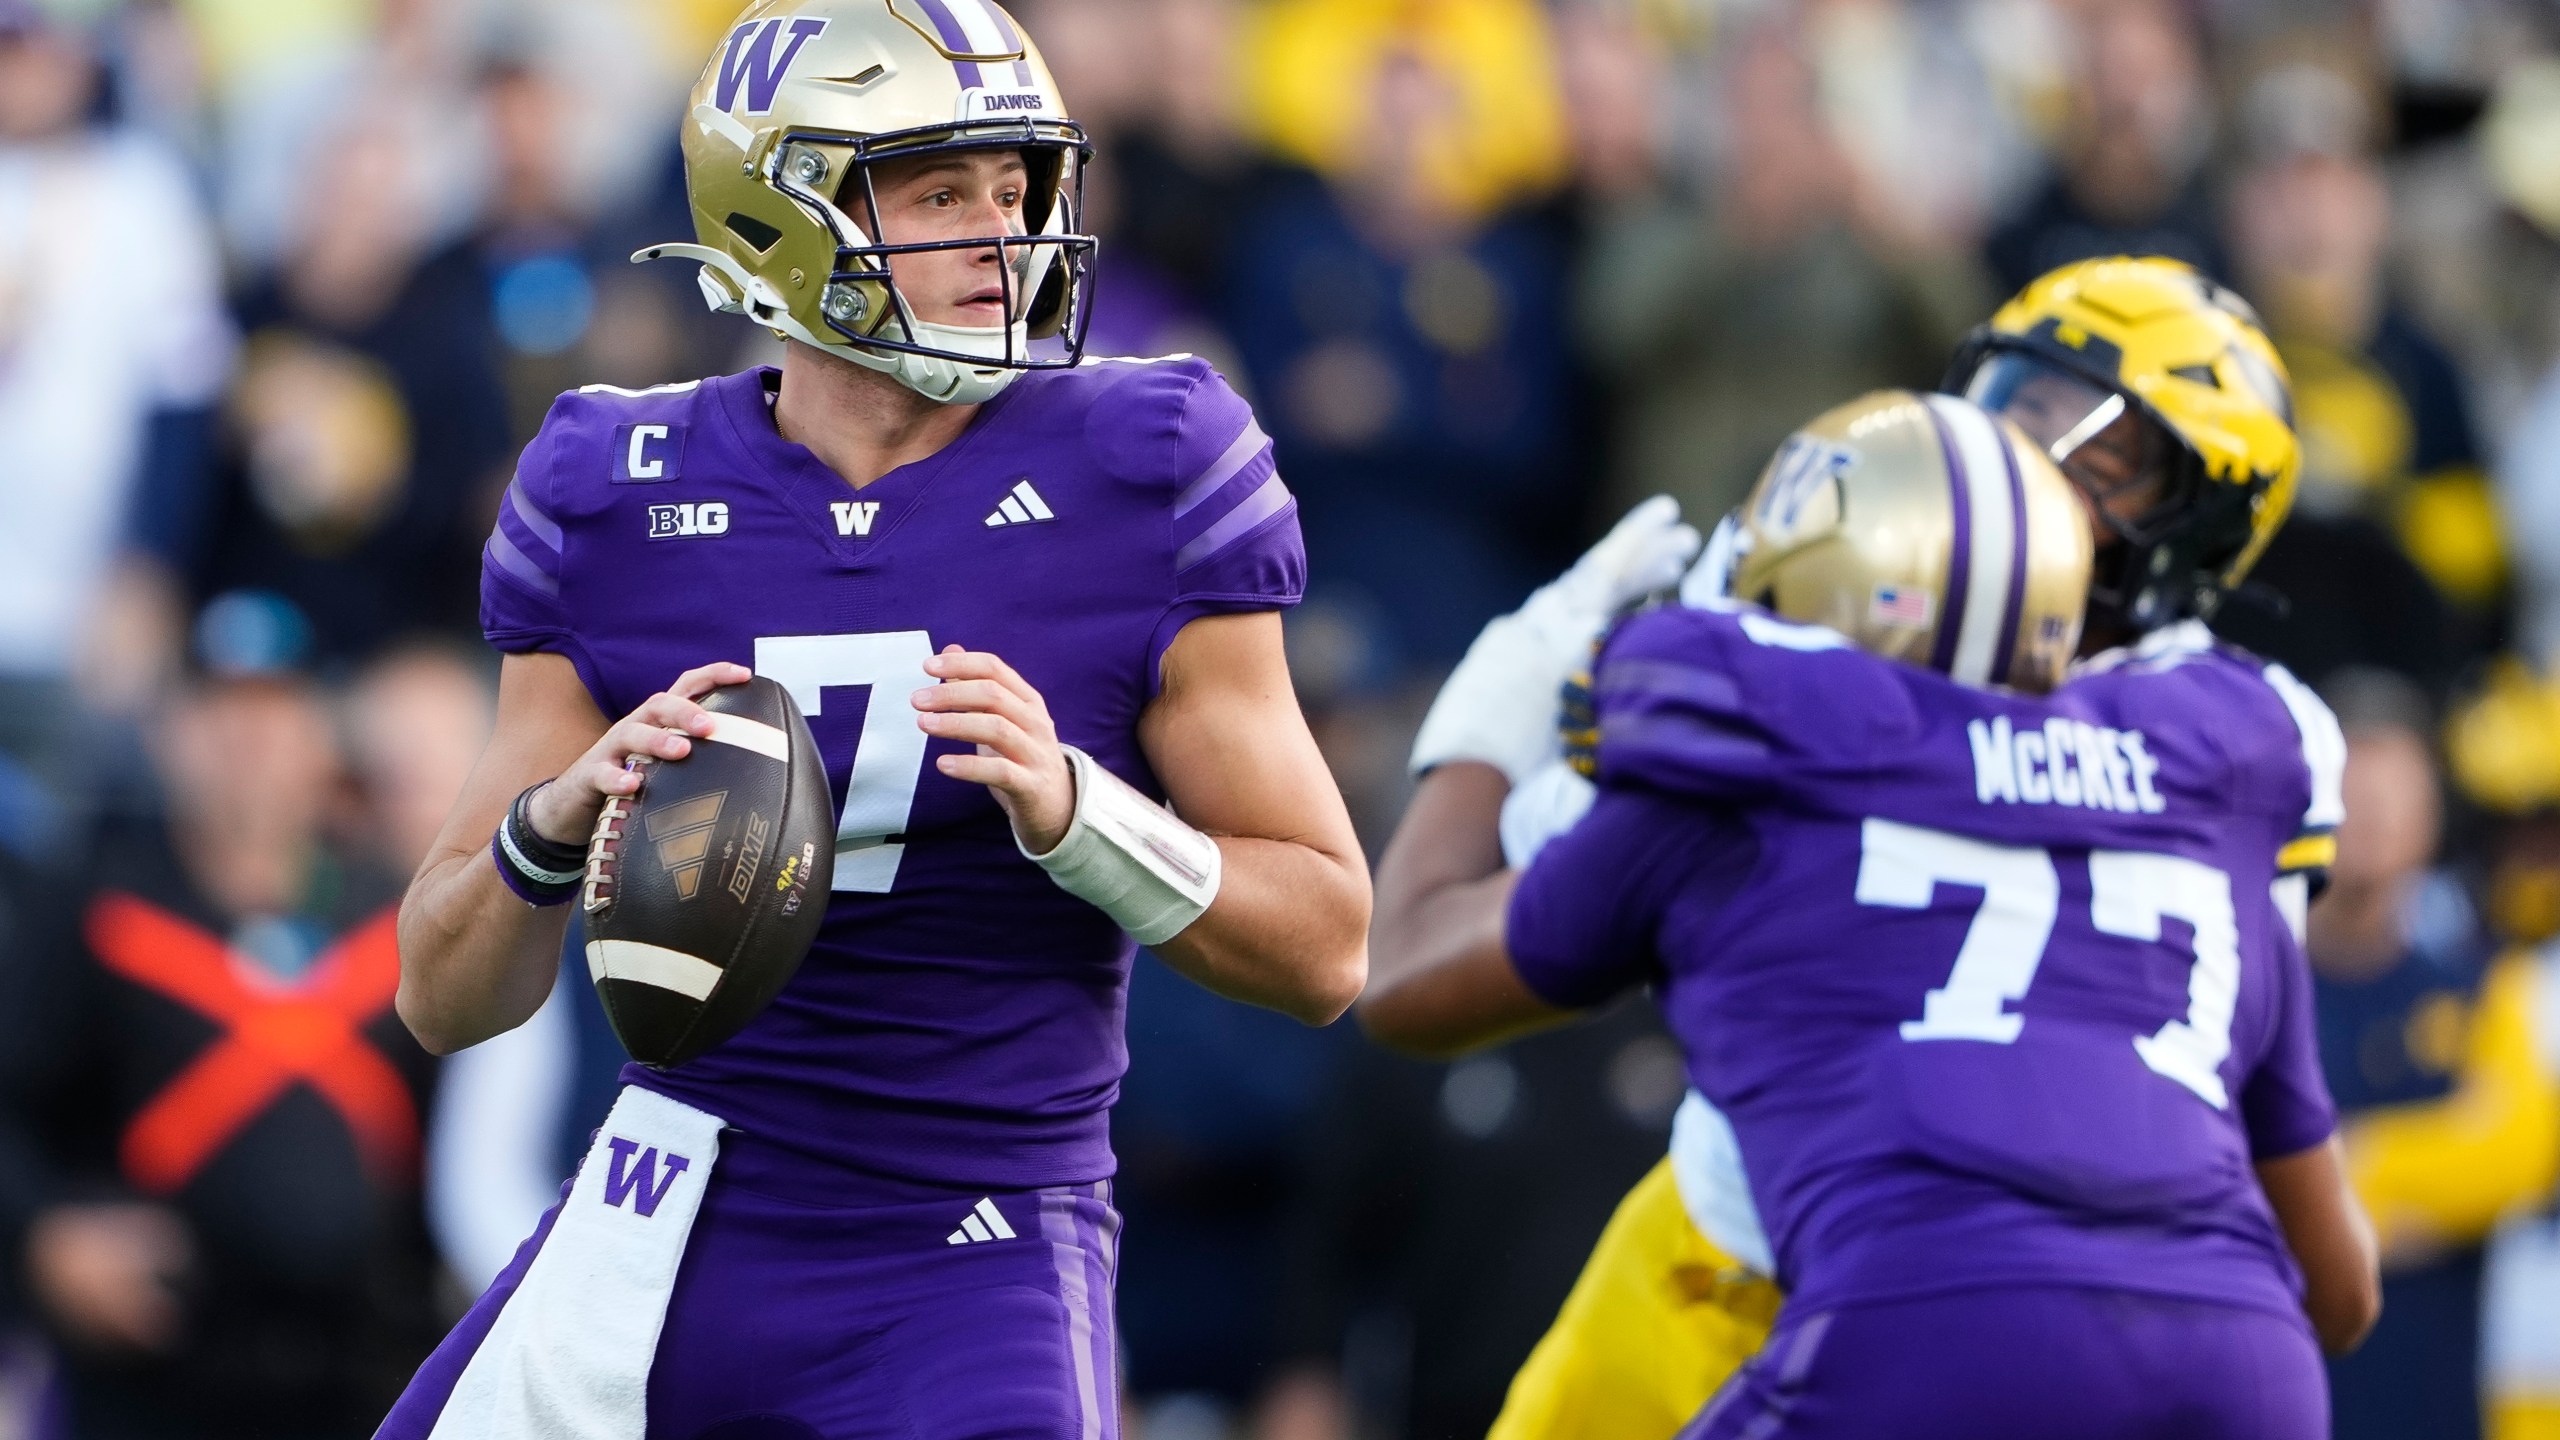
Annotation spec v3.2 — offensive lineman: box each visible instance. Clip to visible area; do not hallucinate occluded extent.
[380,4,1367,1438]
[1368,261,2379,1436]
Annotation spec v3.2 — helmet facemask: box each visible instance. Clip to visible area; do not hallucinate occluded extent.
[769,118,1098,404]
[1956,345,2249,635]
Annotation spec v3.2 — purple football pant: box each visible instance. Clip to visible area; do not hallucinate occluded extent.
[1680,1285,2328,1440]
[378,1137,1122,1440]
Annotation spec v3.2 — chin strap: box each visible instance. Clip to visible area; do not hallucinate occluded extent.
[631,241,1026,406]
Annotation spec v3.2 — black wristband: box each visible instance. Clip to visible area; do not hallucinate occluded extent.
[511,783,589,872]
[494,783,585,905]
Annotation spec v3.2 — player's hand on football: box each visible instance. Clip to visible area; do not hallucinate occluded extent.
[914,645,1075,855]
[526,661,754,846]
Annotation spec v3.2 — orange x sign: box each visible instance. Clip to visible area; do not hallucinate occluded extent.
[84,893,418,1196]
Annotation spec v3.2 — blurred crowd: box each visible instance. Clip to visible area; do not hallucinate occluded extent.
[3,0,2560,1436]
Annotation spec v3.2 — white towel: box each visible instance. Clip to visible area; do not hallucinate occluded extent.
[429,1086,726,1440]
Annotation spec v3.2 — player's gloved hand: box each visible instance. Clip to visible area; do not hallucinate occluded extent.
[526,661,754,846]
[1409,495,1701,784]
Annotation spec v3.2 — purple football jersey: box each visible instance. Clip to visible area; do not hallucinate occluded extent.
[1507,605,2342,1318]
[482,359,1303,1190]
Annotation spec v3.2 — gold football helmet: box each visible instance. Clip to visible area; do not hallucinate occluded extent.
[635,0,1095,404]
[1695,391,2093,693]
[1948,256,2299,633]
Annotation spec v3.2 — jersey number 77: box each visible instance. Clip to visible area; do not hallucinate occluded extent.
[1858,817,2240,1109]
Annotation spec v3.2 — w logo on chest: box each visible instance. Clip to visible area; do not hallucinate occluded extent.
[832,501,881,537]
[601,1136,692,1218]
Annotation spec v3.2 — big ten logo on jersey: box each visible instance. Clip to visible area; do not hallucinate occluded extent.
[614,423,685,483]
[715,15,827,116]
[1754,435,1853,536]
[648,502,730,540]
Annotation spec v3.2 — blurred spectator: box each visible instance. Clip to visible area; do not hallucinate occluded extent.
[1023,0,1278,336]
[1982,0,2226,290]
[2449,660,2560,947]
[2210,58,2480,697]
[343,644,609,1304]
[2308,671,2557,1440]
[1241,0,1568,226]
[1266,1003,1684,1440]
[0,600,440,1440]
[2444,660,2560,1440]
[335,639,492,881]
[1221,38,1586,679]
[1108,959,1344,1432]
[1576,14,1986,527]
[2507,365,2560,676]
[471,57,727,438]
[2486,1194,2560,1440]
[2496,67,2560,671]
[191,99,511,665]
[0,0,233,727]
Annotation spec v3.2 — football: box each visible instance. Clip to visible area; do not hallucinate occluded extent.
[580,676,835,1068]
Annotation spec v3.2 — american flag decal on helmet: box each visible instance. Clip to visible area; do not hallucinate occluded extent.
[1871,585,1934,628]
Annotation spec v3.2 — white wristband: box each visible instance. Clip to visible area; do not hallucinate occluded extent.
[1022,746,1222,946]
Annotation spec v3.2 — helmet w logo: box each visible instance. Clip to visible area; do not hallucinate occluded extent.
[1754,434,1854,533]
[716,17,828,116]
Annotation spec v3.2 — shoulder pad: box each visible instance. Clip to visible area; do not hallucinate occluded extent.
[529,377,721,517]
[1590,603,1921,805]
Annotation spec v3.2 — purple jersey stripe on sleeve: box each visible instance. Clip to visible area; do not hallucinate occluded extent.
[1171,449,1278,555]
[1922,402,1972,675]
[495,497,558,574]
[1173,418,1271,519]
[486,529,560,599]
[505,480,564,554]
[1174,473,1293,573]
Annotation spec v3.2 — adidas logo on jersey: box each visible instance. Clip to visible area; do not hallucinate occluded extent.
[945,1197,1018,1246]
[983,481,1055,528]
[832,501,880,537]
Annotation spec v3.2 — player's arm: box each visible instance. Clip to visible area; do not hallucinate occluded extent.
[1136,612,1370,1022]
[916,614,1369,1026]
[1359,761,1573,1058]
[394,653,750,1054]
[2242,901,2381,1355]
[2255,1138,2382,1355]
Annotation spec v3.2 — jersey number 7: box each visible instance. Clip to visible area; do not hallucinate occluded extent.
[755,631,936,894]
[1856,817,2241,1109]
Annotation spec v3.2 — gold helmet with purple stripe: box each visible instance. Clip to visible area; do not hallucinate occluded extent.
[1695,391,2093,694]
[636,0,1095,405]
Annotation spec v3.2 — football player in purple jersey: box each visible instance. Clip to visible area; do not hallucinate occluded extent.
[1363,264,2379,1438]
[377,5,1366,1438]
